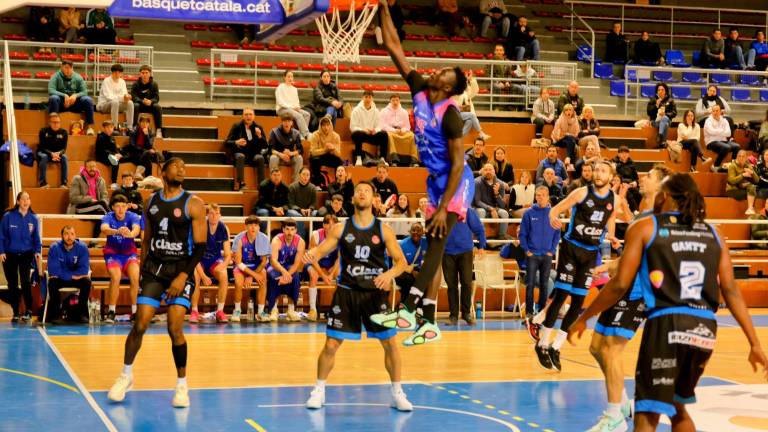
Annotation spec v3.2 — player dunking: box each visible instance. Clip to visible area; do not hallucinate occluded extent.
[303,181,412,411]
[569,173,767,431]
[107,157,208,408]
[371,0,474,345]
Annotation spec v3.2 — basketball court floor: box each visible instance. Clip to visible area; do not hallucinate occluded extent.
[1,310,767,431]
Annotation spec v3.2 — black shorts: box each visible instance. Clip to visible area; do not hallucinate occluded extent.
[326,288,397,340]
[553,240,599,296]
[137,257,195,310]
[595,290,646,340]
[635,312,717,418]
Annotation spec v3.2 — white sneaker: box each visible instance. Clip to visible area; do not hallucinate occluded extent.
[586,411,628,432]
[172,383,190,408]
[306,387,325,409]
[391,389,413,412]
[107,373,133,403]
[746,207,756,215]
[287,310,301,322]
[110,183,118,191]
[269,308,279,322]
[86,127,95,136]
[155,129,163,139]
[231,309,241,322]
[355,156,363,166]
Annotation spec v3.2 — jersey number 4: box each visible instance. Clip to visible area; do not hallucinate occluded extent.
[679,261,705,300]
[158,217,169,232]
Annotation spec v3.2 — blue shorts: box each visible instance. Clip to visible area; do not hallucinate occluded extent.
[425,164,475,221]
[105,253,139,275]
[266,272,300,309]
[200,256,224,277]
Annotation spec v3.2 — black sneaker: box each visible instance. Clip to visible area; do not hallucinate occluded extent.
[535,345,553,370]
[104,310,116,324]
[21,311,32,322]
[548,347,562,372]
[10,315,20,323]
[446,316,458,325]
[461,313,476,326]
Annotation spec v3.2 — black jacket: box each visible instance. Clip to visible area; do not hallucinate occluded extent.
[128,125,155,152]
[115,184,144,215]
[465,150,489,177]
[37,126,67,155]
[224,120,268,162]
[309,81,343,117]
[130,77,160,105]
[605,31,628,62]
[634,38,662,64]
[647,95,677,121]
[95,132,118,161]
[612,156,639,184]
[255,179,289,213]
[327,179,354,214]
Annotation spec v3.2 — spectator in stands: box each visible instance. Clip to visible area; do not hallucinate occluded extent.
[489,44,513,99]
[125,114,160,179]
[83,8,115,45]
[613,146,641,212]
[275,70,311,140]
[532,87,555,138]
[647,82,677,148]
[226,108,268,190]
[520,185,560,317]
[453,71,490,141]
[115,172,143,216]
[466,137,489,177]
[100,194,141,323]
[351,90,388,166]
[756,150,768,202]
[701,28,726,68]
[287,167,317,236]
[68,159,110,247]
[28,7,57,46]
[509,170,535,217]
[396,222,428,309]
[48,60,95,135]
[759,109,768,154]
[46,226,91,324]
[254,168,290,224]
[386,194,414,238]
[232,216,272,321]
[541,167,563,205]
[479,0,511,38]
[574,140,600,179]
[317,193,348,218]
[58,7,83,44]
[551,103,580,163]
[443,207,486,325]
[492,148,515,192]
[305,214,340,321]
[695,84,733,129]
[604,22,629,64]
[190,204,231,324]
[726,149,758,215]
[725,27,747,70]
[95,120,126,187]
[98,64,134,132]
[567,161,593,194]
[510,63,539,100]
[610,175,634,223]
[633,31,663,65]
[325,165,354,215]
[308,115,342,188]
[309,71,343,126]
[747,30,768,71]
[556,81,584,116]
[0,191,41,323]
[130,65,163,138]
[371,163,399,209]
[37,112,69,188]
[536,145,567,185]
[435,0,471,37]
[507,16,540,60]
[704,104,741,171]
[749,200,768,249]
[578,105,601,151]
[474,163,510,239]
[266,219,305,321]
[380,94,419,166]
[677,109,710,173]
[233,24,257,45]
[269,113,304,183]
[415,197,428,219]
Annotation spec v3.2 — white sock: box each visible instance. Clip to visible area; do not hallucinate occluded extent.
[316,379,326,391]
[234,303,242,312]
[552,329,568,350]
[217,303,225,312]
[109,305,116,312]
[309,288,318,310]
[288,303,295,312]
[391,382,402,394]
[422,298,437,306]
[258,304,264,314]
[621,389,629,405]
[606,402,621,417]
[131,304,137,314]
[122,364,133,376]
[177,377,187,386]
[538,327,553,348]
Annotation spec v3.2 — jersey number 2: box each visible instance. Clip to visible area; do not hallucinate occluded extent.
[679,261,705,300]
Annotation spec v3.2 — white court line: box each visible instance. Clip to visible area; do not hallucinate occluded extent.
[37,327,118,432]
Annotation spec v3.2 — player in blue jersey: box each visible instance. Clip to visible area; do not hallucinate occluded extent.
[232,215,271,321]
[371,0,473,346]
[190,203,232,324]
[267,220,306,322]
[306,214,340,321]
[569,173,767,432]
[101,193,142,323]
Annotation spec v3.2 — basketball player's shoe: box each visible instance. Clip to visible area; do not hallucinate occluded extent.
[172,382,190,408]
[621,399,633,419]
[534,345,553,370]
[107,373,133,402]
[526,319,541,343]
[391,389,413,411]
[548,347,562,372]
[402,321,441,346]
[370,306,417,330]
[306,387,325,409]
[586,411,628,432]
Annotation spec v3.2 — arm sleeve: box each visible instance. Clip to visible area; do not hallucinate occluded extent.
[76,245,90,275]
[32,216,42,254]
[549,225,560,253]
[48,76,66,97]
[224,123,241,147]
[468,209,487,249]
[75,75,88,98]
[441,106,464,139]
[38,129,51,155]
[287,185,300,211]
[47,245,62,277]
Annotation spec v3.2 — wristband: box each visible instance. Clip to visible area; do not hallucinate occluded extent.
[238,263,247,271]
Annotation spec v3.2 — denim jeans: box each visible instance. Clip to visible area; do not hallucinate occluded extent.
[475,207,509,237]
[706,140,741,166]
[525,254,552,313]
[325,106,339,126]
[48,95,95,125]
[651,116,670,144]
[555,135,579,162]
[460,111,482,135]
[514,39,540,60]
[37,151,68,186]
[727,45,746,69]
[481,15,510,38]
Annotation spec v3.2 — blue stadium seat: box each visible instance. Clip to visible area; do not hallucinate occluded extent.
[641,85,656,98]
[710,73,731,84]
[671,86,692,100]
[594,62,614,79]
[624,68,649,82]
[665,50,691,67]
[740,74,760,86]
[682,72,705,83]
[692,50,701,66]
[731,89,753,102]
[652,70,677,82]
[760,89,768,102]
[577,45,599,63]
[610,80,629,97]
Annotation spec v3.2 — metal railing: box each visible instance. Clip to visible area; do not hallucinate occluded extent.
[566,1,596,78]
[2,41,22,199]
[206,49,577,110]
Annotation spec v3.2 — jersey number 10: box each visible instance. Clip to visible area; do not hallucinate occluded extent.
[354,245,371,260]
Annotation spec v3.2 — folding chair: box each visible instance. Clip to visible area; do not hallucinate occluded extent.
[473,254,522,319]
[42,270,92,324]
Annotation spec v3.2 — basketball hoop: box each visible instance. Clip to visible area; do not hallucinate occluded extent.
[315,0,378,64]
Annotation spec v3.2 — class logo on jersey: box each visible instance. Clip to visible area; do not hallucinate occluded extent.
[149,205,159,215]
[659,228,670,238]
[574,224,604,237]
[586,199,594,208]
[649,270,664,289]
[371,235,380,245]
[345,233,355,243]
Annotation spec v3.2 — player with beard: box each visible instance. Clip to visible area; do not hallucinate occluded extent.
[107,157,207,408]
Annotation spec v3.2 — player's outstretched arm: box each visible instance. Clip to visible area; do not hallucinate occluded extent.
[303,222,343,265]
[374,223,407,290]
[378,0,411,79]
[549,186,587,230]
[717,230,768,378]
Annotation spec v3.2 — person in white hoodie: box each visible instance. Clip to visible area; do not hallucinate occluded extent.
[704,104,741,171]
[275,70,311,139]
[452,70,491,141]
[97,63,133,131]
[350,90,389,166]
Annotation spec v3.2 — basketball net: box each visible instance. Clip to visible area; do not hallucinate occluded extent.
[316,0,378,64]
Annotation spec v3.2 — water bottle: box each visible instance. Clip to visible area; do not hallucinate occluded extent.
[23,95,30,110]
[475,301,483,319]
[94,299,101,323]
[88,299,94,324]
[247,300,255,322]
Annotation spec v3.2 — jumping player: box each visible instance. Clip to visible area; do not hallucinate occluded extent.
[266,220,305,322]
[107,157,207,408]
[306,214,340,321]
[304,181,412,411]
[371,0,474,345]
[232,216,271,322]
[569,173,767,431]
[190,203,231,324]
[100,194,142,323]
[535,159,619,372]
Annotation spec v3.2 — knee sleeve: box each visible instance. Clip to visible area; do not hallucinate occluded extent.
[560,295,585,330]
[543,289,569,328]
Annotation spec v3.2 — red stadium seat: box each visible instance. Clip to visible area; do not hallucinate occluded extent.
[203,77,227,85]
[414,20,430,25]
[93,74,108,80]
[307,30,321,37]
[191,40,215,48]
[242,42,266,50]
[257,79,280,87]
[275,61,298,70]
[3,34,28,41]
[35,71,53,79]
[416,67,436,74]
[116,56,140,64]
[184,24,207,31]
[33,52,57,61]
[478,88,490,94]
[301,63,324,71]
[377,66,398,74]
[472,36,494,43]
[439,51,461,58]
[414,51,437,58]
[114,20,130,28]
[294,81,309,88]
[293,45,316,53]
[268,44,291,52]
[473,69,486,77]
[196,58,220,66]
[223,60,246,67]
[288,29,306,36]
[363,84,387,91]
[462,52,484,59]
[216,42,240,49]
[116,38,135,45]
[389,84,409,92]
[338,83,361,90]
[326,64,349,72]
[405,34,425,41]
[9,51,29,60]
[61,53,85,62]
[230,79,255,86]
[89,53,112,62]
[450,36,471,42]
[366,48,387,56]
[427,35,449,42]
[124,74,138,81]
[352,65,376,73]
[249,60,273,69]
[209,25,232,32]
[11,71,31,78]
[403,50,414,57]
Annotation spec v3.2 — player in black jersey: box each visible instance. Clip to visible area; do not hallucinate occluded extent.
[569,173,767,432]
[535,159,620,372]
[303,181,413,411]
[107,157,208,408]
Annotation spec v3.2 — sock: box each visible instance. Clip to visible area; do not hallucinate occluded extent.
[621,389,629,405]
[403,287,424,311]
[217,303,225,312]
[538,327,553,348]
[177,376,187,387]
[421,298,437,323]
[122,364,133,376]
[606,402,621,417]
[131,304,137,314]
[234,303,242,312]
[309,288,318,310]
[192,307,198,313]
[391,382,403,394]
[316,379,326,391]
[288,303,295,313]
[552,329,568,350]
[171,343,188,369]
[109,305,116,313]
[258,304,264,314]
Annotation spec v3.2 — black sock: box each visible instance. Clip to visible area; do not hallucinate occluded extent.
[421,299,437,323]
[171,342,187,369]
